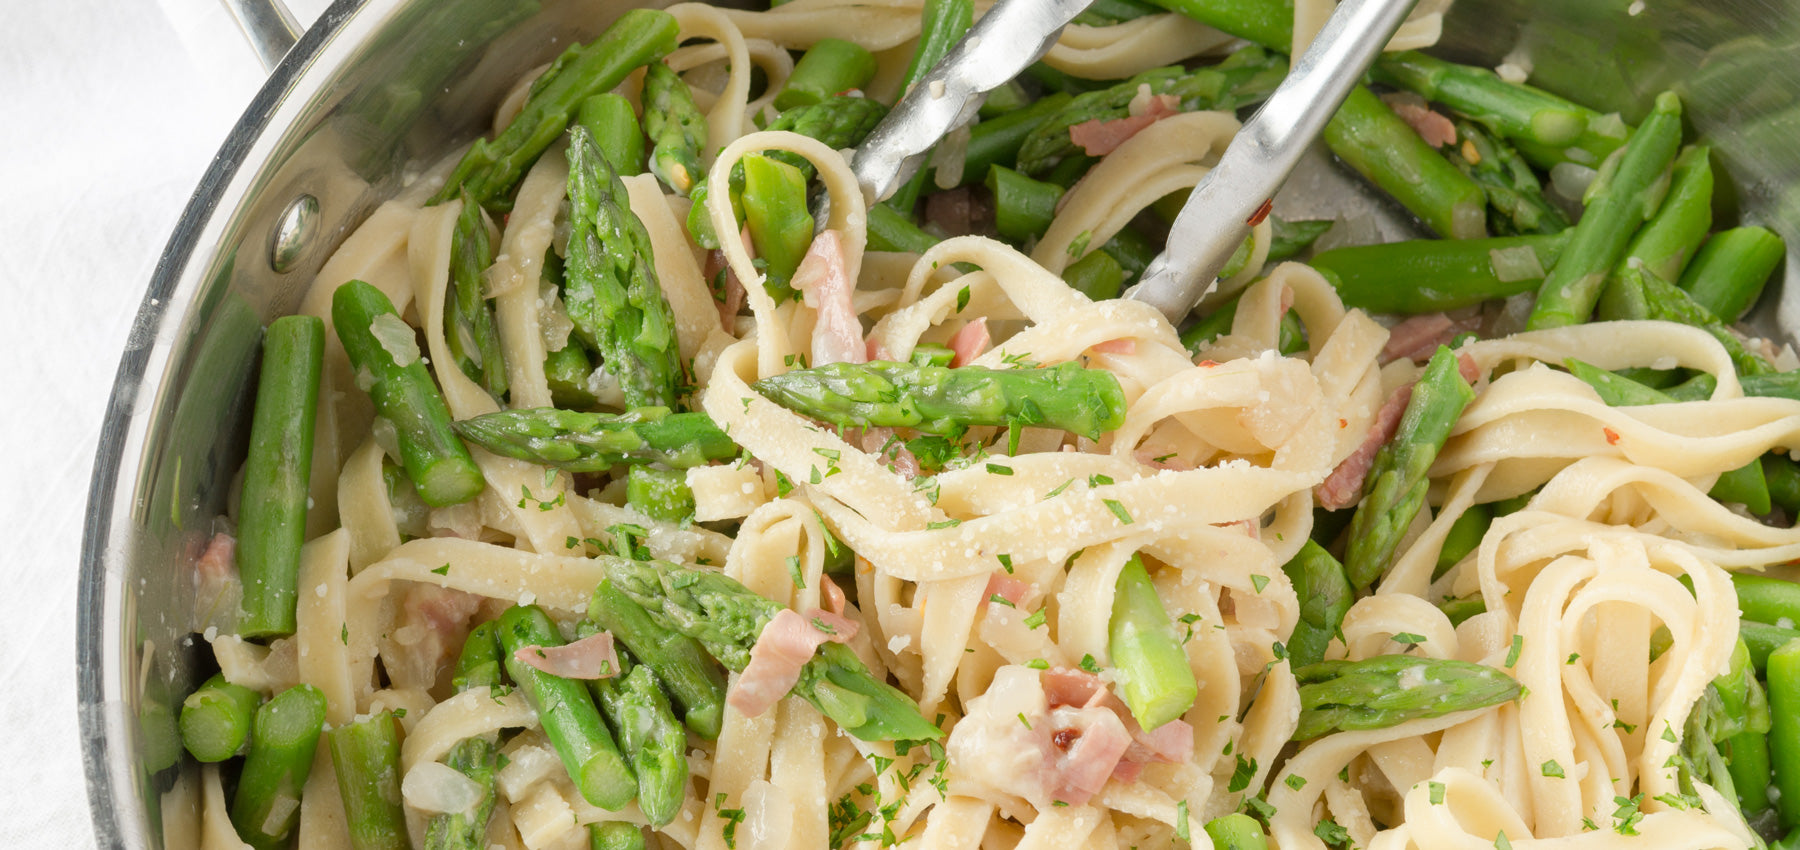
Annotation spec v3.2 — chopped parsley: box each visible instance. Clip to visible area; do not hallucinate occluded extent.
[1104,498,1133,525]
[1429,780,1445,805]
[1504,634,1523,668]
[1250,574,1270,593]
[1541,760,1564,778]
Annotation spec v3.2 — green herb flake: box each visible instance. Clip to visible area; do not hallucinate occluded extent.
[1505,634,1524,668]
[989,594,1016,609]
[1541,760,1564,778]
[997,553,1014,573]
[1392,632,1426,645]
[1079,654,1101,674]
[787,555,806,589]
[1104,498,1133,525]
[1024,609,1047,629]
[986,463,1014,475]
[927,518,962,530]
[1228,754,1257,792]
[431,563,450,576]
[1175,801,1190,841]
[1284,774,1307,791]
[1027,658,1050,670]
[1250,574,1270,593]
[1429,780,1445,804]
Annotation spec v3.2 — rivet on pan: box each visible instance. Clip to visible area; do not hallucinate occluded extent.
[270,194,320,273]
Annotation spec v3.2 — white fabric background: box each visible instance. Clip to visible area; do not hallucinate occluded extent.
[1,0,328,843]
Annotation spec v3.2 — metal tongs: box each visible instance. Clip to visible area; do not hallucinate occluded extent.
[849,0,1422,324]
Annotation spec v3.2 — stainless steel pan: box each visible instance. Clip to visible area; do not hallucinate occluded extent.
[78,0,1800,845]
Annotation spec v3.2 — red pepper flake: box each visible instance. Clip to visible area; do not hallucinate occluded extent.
[1197,360,1219,368]
[1339,418,1348,429]
[1246,197,1273,226]
[1603,427,1620,445]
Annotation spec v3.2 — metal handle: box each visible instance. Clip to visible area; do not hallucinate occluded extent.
[850,0,1093,204]
[221,0,304,71]
[1126,0,1421,323]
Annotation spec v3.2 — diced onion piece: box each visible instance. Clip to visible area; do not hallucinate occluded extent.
[1550,161,1598,201]
[369,313,420,366]
[1488,245,1547,283]
[403,761,484,815]
[931,125,971,190]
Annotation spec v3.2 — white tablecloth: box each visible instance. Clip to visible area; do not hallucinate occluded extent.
[1,0,327,843]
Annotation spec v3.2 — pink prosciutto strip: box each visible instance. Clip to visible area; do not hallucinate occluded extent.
[792,230,866,366]
[1090,338,1136,355]
[1383,92,1457,148]
[984,573,1031,608]
[513,631,621,680]
[730,608,861,716]
[1069,93,1179,157]
[949,317,991,367]
[1046,706,1134,804]
[197,532,237,583]
[1317,352,1484,509]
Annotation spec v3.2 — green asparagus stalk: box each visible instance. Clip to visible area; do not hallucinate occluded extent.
[427,622,504,850]
[752,360,1127,440]
[601,556,943,743]
[564,126,683,408]
[957,92,1073,187]
[1108,555,1199,730]
[1281,541,1354,669]
[1075,0,1163,26]
[578,94,646,176]
[626,466,695,525]
[1622,145,1713,282]
[455,406,734,473]
[1681,226,1786,322]
[987,165,1063,242]
[333,280,487,507]
[1744,621,1800,673]
[590,579,729,740]
[1444,119,1571,236]
[1678,639,1769,808]
[1265,217,1335,264]
[330,711,410,850]
[1526,91,1684,330]
[1438,594,1487,627]
[589,822,648,850]
[1344,347,1477,590]
[238,316,325,637]
[642,63,706,194]
[587,653,688,827]
[231,684,329,850]
[1630,264,1775,376]
[1769,453,1800,520]
[866,202,940,253]
[498,605,637,810]
[1733,575,1800,632]
[1140,0,1293,52]
[1063,249,1125,301]
[1310,232,1568,314]
[1323,86,1488,240]
[1204,813,1270,850]
[448,187,509,401]
[1180,292,1307,356]
[908,343,955,369]
[433,9,679,210]
[1371,50,1627,169]
[1434,504,1491,581]
[1293,656,1522,740]
[775,38,878,111]
[1016,48,1286,176]
[741,154,815,296]
[1766,638,1800,829]
[545,343,601,409]
[686,94,889,249]
[179,674,262,763]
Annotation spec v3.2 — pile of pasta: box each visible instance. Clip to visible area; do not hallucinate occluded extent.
[165,2,1800,849]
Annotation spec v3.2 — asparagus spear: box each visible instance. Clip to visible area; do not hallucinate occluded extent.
[1108,555,1199,730]
[1444,119,1570,236]
[1139,0,1293,53]
[179,674,262,763]
[1343,347,1477,591]
[741,154,815,296]
[1265,217,1335,264]
[956,92,1073,188]
[454,406,735,473]
[589,822,648,850]
[564,126,683,409]
[626,466,696,525]
[330,711,410,850]
[1621,145,1713,282]
[1371,50,1626,169]
[590,579,729,740]
[1770,638,1800,829]
[1281,541,1353,669]
[752,360,1127,440]
[1293,656,1522,740]
[333,280,487,507]
[866,202,940,254]
[1526,91,1684,330]
[1016,48,1286,176]
[238,315,325,638]
[433,9,679,210]
[775,38,878,111]
[1438,594,1487,627]
[1075,0,1163,26]
[231,684,329,850]
[1681,226,1786,322]
[987,164,1063,242]
[1310,232,1568,314]
[578,94,646,176]
[426,621,504,850]
[1204,813,1270,850]
[1180,292,1307,356]
[642,63,706,195]
[1434,504,1490,581]
[448,187,509,401]
[1063,249,1125,301]
[586,649,689,827]
[1745,621,1800,673]
[1323,86,1488,240]
[686,94,889,249]
[1629,264,1775,376]
[601,556,943,743]
[498,605,637,810]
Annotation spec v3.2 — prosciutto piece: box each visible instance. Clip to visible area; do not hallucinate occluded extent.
[1069,92,1180,157]
[512,631,621,680]
[792,230,866,367]
[948,317,991,367]
[729,607,860,716]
